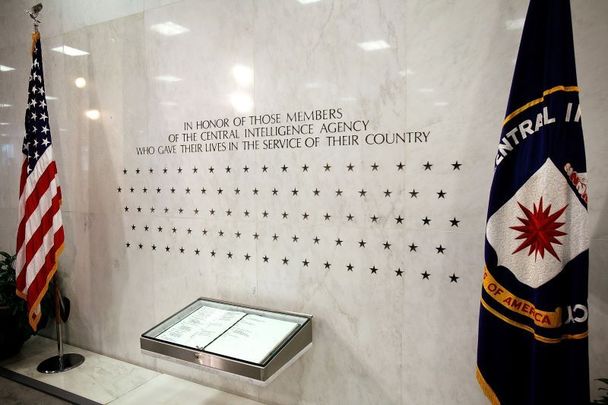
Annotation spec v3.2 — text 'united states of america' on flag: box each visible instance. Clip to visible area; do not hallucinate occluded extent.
[15,31,64,331]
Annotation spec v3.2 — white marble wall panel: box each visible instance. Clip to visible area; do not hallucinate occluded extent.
[0,0,607,404]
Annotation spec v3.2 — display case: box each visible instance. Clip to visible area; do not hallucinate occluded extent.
[140,298,313,383]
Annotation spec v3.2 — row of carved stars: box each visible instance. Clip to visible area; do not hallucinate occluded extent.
[124,228,448,253]
[122,208,460,226]
[117,186,449,199]
[123,243,459,282]
[121,161,463,175]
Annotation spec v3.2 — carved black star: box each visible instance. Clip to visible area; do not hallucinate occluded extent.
[170,187,176,194]
[370,215,379,223]
[225,166,231,173]
[324,261,331,269]
[436,245,446,254]
[194,249,200,255]
[359,240,366,248]
[291,188,299,196]
[395,215,404,224]
[156,187,161,193]
[371,162,379,171]
[123,169,127,175]
[302,212,309,220]
[234,188,240,195]
[163,168,167,174]
[192,167,198,173]
[218,230,224,237]
[347,163,354,171]
[117,187,122,193]
[244,210,250,217]
[243,165,250,172]
[452,161,462,170]
[130,187,134,193]
[384,189,392,197]
[437,190,446,199]
[263,255,269,263]
[282,212,288,219]
[313,236,320,244]
[202,229,208,235]
[217,188,223,195]
[201,188,207,194]
[149,168,154,174]
[179,247,184,254]
[252,188,259,195]
[178,208,183,214]
[185,187,191,194]
[323,213,331,221]
[253,232,260,240]
[313,188,320,196]
[302,164,309,172]
[421,271,430,279]
[282,257,289,265]
[335,189,343,197]
[272,233,279,241]
[144,225,149,231]
[149,207,155,213]
[408,243,418,252]
[209,209,215,215]
[450,273,459,283]
[226,209,232,216]
[272,188,278,196]
[165,246,170,252]
[210,250,216,257]
[323,163,331,171]
[409,189,419,198]
[136,168,140,174]
[143,187,148,193]
[370,266,378,274]
[137,207,142,213]
[383,241,391,250]
[262,210,269,218]
[157,226,162,232]
[208,166,214,173]
[359,189,367,197]
[346,263,354,272]
[302,259,309,267]
[193,208,199,215]
[262,165,268,172]
[164,207,169,213]
[396,162,405,170]
[346,213,354,221]
[422,216,431,225]
[172,227,177,233]
[131,225,136,230]
[395,268,403,277]
[281,164,288,172]
[292,235,299,242]
[123,206,129,213]
[235,231,241,238]
[423,161,433,170]
[151,244,156,251]
[335,238,343,246]
[244,253,251,261]
[126,242,131,248]
[227,251,233,259]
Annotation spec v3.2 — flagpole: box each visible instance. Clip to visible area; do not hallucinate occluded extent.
[22,3,85,374]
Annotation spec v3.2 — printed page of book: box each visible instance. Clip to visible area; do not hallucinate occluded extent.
[156,306,246,349]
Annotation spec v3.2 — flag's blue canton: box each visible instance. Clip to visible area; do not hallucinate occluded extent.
[477,0,590,404]
[23,39,51,173]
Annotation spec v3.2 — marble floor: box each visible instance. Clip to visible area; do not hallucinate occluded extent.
[0,336,263,405]
[0,375,70,405]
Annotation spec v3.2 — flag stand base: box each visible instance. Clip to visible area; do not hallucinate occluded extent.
[37,353,84,374]
[36,322,84,374]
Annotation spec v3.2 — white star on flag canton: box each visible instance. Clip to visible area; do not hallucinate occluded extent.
[15,32,64,331]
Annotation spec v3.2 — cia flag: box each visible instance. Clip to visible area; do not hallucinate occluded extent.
[15,32,64,331]
[477,0,590,403]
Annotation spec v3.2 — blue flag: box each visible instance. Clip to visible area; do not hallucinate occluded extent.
[477,0,589,403]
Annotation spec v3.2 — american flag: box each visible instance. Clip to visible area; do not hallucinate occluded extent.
[15,32,64,331]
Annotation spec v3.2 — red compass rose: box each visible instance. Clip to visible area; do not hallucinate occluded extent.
[510,197,568,261]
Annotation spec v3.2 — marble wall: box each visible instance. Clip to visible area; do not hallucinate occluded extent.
[1,1,607,404]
